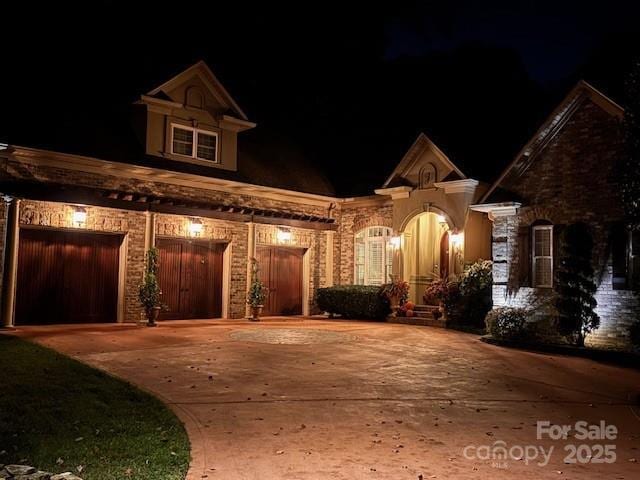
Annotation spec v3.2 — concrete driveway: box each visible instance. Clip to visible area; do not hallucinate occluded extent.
[11,319,640,480]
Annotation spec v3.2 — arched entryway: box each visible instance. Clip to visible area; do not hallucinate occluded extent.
[401,212,451,304]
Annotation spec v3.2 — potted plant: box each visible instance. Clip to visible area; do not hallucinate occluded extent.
[138,247,166,327]
[247,258,268,321]
[424,277,459,322]
[381,275,409,316]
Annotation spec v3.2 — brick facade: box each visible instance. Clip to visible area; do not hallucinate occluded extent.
[491,98,639,350]
[336,202,393,284]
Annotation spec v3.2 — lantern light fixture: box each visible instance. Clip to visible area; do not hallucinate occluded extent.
[437,214,447,224]
[277,228,292,243]
[389,236,401,249]
[189,218,203,237]
[450,232,463,247]
[72,207,87,226]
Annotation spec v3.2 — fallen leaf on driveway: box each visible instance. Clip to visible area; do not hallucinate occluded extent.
[276,450,284,455]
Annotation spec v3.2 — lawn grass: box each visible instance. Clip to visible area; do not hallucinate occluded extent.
[0,335,189,479]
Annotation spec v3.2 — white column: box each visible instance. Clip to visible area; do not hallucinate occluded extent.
[1,198,20,327]
[325,230,334,287]
[144,211,156,251]
[245,222,256,318]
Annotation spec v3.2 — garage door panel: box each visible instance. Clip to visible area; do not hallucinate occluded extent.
[157,240,182,317]
[256,246,304,316]
[157,239,224,320]
[16,229,120,325]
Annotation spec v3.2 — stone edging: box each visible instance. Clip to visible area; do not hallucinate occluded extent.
[0,464,82,479]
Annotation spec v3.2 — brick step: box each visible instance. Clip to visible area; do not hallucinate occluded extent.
[387,316,447,328]
[413,310,436,318]
[413,304,440,312]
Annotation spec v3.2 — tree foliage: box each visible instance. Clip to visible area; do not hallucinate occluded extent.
[554,223,599,346]
[621,56,640,228]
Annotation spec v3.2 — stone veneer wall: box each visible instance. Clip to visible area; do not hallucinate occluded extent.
[337,203,393,285]
[491,99,638,350]
[11,200,330,321]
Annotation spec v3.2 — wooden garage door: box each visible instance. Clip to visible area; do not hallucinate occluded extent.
[16,229,121,325]
[255,246,304,316]
[156,238,225,320]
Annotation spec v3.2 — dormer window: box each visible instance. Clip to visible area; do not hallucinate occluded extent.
[171,124,218,162]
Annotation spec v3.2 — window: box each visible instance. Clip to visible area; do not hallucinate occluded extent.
[532,225,553,288]
[354,226,394,285]
[171,124,218,162]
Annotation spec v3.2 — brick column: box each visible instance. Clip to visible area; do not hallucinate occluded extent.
[1,198,20,327]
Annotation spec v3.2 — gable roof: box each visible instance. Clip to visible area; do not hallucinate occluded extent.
[480,80,624,204]
[147,60,249,121]
[381,132,467,188]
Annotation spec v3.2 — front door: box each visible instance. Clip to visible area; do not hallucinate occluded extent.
[255,246,304,316]
[156,238,225,319]
[440,231,450,280]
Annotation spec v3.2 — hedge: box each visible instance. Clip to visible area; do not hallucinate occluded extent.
[315,285,390,320]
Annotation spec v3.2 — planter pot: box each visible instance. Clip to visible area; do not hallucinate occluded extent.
[388,294,401,317]
[438,302,448,322]
[146,306,161,327]
[250,305,263,321]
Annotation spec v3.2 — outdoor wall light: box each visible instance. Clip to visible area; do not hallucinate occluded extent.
[437,214,446,224]
[390,235,401,249]
[189,218,203,237]
[72,207,87,226]
[450,232,463,247]
[277,228,292,243]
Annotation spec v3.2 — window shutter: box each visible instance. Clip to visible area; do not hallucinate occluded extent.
[518,226,531,287]
[553,224,565,277]
[611,222,629,290]
[532,225,554,288]
[367,240,385,285]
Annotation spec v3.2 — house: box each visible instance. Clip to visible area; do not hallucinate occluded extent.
[472,81,638,350]
[0,61,492,326]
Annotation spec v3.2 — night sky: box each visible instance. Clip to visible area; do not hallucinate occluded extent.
[2,1,639,196]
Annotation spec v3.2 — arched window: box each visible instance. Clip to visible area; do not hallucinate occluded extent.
[354,226,394,285]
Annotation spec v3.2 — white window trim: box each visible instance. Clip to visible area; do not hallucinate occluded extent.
[354,227,393,286]
[170,124,219,163]
[532,225,553,288]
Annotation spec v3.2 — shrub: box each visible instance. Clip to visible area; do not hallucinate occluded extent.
[485,307,529,341]
[446,260,493,327]
[459,259,493,294]
[138,247,167,315]
[315,285,390,320]
[381,278,410,306]
[554,223,599,346]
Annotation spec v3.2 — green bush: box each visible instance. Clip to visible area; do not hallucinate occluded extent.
[485,307,529,341]
[316,285,390,320]
[447,260,493,328]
